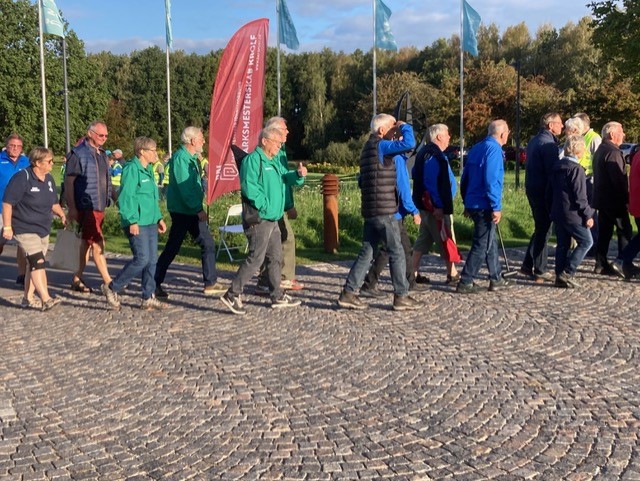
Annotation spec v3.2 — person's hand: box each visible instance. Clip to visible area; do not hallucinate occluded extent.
[433,208,444,221]
[586,218,594,228]
[492,211,502,224]
[396,120,406,126]
[129,223,140,236]
[60,214,67,227]
[297,162,307,177]
[287,207,298,220]
[158,219,167,234]
[2,227,13,241]
[197,210,208,222]
[413,213,421,225]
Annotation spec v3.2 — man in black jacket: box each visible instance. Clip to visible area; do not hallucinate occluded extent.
[592,121,632,277]
[522,112,563,282]
[411,123,459,285]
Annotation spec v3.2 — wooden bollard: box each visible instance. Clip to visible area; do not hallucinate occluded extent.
[321,174,340,253]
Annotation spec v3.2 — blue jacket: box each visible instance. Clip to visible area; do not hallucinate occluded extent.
[423,150,457,213]
[525,129,559,199]
[65,140,112,211]
[394,154,418,219]
[0,150,30,214]
[461,136,504,211]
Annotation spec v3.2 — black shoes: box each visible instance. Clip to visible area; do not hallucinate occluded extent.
[220,290,246,315]
[456,282,482,294]
[555,272,582,289]
[155,285,169,299]
[488,277,514,292]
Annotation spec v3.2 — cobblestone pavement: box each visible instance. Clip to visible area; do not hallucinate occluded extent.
[1,245,640,480]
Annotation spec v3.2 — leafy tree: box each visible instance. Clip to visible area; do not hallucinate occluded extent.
[590,0,640,85]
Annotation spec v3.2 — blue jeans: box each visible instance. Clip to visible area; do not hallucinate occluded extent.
[621,217,640,265]
[230,220,283,300]
[460,209,501,285]
[554,221,593,276]
[112,224,158,299]
[345,214,408,296]
[155,212,217,286]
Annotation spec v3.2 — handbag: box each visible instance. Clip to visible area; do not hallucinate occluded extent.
[49,227,81,272]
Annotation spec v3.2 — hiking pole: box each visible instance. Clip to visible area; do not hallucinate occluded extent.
[496,223,518,278]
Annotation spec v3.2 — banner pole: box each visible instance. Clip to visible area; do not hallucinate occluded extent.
[372,0,377,117]
[459,0,464,174]
[166,46,172,154]
[38,0,49,148]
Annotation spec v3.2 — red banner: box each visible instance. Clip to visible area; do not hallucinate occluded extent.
[207,18,269,203]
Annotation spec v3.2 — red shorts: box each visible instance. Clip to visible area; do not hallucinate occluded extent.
[77,210,105,245]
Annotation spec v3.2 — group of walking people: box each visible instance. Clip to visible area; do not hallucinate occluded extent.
[1,110,638,314]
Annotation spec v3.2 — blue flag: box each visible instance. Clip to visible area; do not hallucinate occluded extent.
[278,0,299,50]
[462,0,481,56]
[375,0,398,51]
[165,0,173,50]
[40,0,65,38]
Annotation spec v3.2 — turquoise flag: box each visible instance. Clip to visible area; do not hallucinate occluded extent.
[40,0,65,38]
[462,0,481,56]
[278,0,299,50]
[375,0,398,51]
[165,0,173,50]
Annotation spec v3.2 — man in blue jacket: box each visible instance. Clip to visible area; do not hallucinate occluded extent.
[457,120,511,293]
[522,112,563,282]
[0,133,29,284]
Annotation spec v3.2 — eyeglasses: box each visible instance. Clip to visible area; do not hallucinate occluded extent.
[91,130,108,139]
[40,159,54,165]
[265,138,283,147]
[7,144,22,149]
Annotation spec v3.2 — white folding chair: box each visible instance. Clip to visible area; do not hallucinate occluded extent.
[216,204,248,261]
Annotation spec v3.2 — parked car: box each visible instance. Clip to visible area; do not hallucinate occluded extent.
[620,143,637,164]
[444,145,465,161]
[503,145,527,166]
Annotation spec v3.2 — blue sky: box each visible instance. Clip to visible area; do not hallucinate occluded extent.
[53,0,593,55]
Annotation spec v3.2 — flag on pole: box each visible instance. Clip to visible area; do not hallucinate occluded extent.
[40,0,65,37]
[164,0,173,50]
[207,19,269,203]
[278,0,299,50]
[375,0,397,51]
[462,0,481,56]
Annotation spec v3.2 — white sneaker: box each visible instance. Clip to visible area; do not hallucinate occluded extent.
[271,293,301,309]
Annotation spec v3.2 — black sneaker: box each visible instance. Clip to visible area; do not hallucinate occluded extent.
[392,295,421,311]
[489,277,513,291]
[414,274,430,284]
[155,285,169,299]
[337,290,367,310]
[555,272,580,288]
[600,262,625,278]
[622,263,640,280]
[271,293,301,309]
[220,290,246,315]
[359,286,386,298]
[456,282,482,294]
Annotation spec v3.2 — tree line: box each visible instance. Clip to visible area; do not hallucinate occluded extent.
[1,0,638,162]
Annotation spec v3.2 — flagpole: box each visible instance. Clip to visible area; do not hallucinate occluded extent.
[372,0,377,117]
[459,0,464,174]
[62,37,71,153]
[166,45,172,153]
[277,0,282,116]
[38,0,49,148]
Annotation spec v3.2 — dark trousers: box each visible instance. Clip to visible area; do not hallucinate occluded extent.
[362,218,415,290]
[155,212,217,286]
[595,209,633,268]
[522,194,552,275]
[460,209,502,285]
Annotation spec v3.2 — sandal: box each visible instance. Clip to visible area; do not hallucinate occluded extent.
[71,278,92,293]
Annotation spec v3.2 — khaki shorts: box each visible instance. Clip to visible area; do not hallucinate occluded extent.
[14,233,49,257]
[413,210,455,257]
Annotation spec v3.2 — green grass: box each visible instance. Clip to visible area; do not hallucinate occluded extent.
[50,163,535,271]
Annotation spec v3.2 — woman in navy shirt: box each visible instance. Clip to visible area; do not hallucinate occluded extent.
[2,147,66,310]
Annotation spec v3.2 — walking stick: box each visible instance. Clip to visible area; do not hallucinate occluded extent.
[496,223,518,278]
